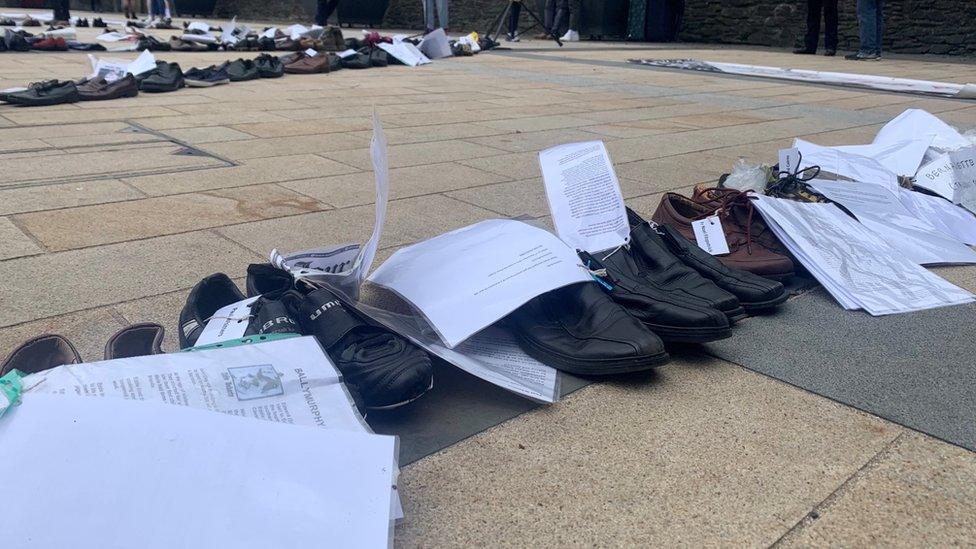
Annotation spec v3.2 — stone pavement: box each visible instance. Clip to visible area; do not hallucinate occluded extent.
[2,11,975,546]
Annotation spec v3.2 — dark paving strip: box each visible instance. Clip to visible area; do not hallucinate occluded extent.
[704,287,976,452]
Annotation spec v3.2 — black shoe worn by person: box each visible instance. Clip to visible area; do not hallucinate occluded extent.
[218,58,260,81]
[77,74,139,101]
[1,334,81,376]
[580,248,732,343]
[793,47,816,54]
[282,288,434,410]
[824,48,836,56]
[2,80,79,106]
[184,65,230,87]
[254,54,284,77]
[508,282,669,375]
[104,323,165,360]
[624,207,745,321]
[629,209,788,311]
[138,61,185,92]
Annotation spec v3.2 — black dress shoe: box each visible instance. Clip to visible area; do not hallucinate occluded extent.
[793,47,816,54]
[625,207,744,321]
[508,282,669,375]
[639,213,788,311]
[104,323,165,360]
[246,262,293,297]
[282,288,433,410]
[179,273,247,348]
[581,249,732,343]
[2,80,79,106]
[2,334,81,376]
[824,48,836,56]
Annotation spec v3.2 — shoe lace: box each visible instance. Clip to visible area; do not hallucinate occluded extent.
[691,188,760,254]
[767,151,822,199]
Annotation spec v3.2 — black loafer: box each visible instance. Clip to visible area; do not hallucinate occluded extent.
[508,282,669,375]
[582,249,732,343]
[104,323,165,360]
[283,288,433,410]
[636,211,788,311]
[2,334,81,376]
[178,273,247,348]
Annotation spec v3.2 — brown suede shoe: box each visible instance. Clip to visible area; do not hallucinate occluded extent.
[650,191,796,280]
[283,52,331,74]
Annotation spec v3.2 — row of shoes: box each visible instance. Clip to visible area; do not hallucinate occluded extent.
[0,16,41,27]
[1,323,165,379]
[178,266,434,411]
[507,207,788,375]
[1,29,106,52]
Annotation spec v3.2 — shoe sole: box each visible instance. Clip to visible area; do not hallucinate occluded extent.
[515,330,670,376]
[185,78,230,87]
[725,306,748,323]
[740,291,790,311]
[644,322,733,343]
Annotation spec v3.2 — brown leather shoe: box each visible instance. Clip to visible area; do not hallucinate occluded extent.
[1,334,81,376]
[77,74,139,101]
[650,191,796,280]
[283,52,331,74]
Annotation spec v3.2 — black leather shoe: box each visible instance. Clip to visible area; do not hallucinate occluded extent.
[246,263,293,298]
[639,213,789,311]
[104,323,165,360]
[793,47,816,54]
[824,48,836,56]
[2,334,81,376]
[625,207,744,321]
[582,249,732,343]
[282,288,433,409]
[179,273,247,348]
[508,282,669,375]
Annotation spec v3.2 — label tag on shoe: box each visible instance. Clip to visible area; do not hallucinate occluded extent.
[304,48,318,57]
[779,147,801,175]
[691,215,730,255]
[194,296,259,347]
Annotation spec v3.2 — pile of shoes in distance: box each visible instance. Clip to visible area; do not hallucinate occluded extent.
[2,26,106,52]
[506,205,789,376]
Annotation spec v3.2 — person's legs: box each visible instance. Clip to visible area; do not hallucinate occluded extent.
[568,0,581,31]
[544,0,555,31]
[874,0,884,55]
[437,0,448,30]
[856,0,877,54]
[823,0,838,51]
[802,0,822,52]
[315,0,340,26]
[422,0,435,31]
[508,1,522,38]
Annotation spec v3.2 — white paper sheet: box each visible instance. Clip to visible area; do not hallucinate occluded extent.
[897,188,976,245]
[26,336,369,433]
[1,394,396,549]
[418,28,452,59]
[271,112,390,300]
[834,137,933,177]
[753,195,973,315]
[378,41,431,67]
[367,219,592,348]
[914,147,976,214]
[181,32,217,44]
[794,138,898,190]
[186,20,211,33]
[874,108,971,151]
[540,141,629,253]
[808,179,976,265]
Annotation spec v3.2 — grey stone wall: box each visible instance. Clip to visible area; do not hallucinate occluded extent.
[679,0,976,55]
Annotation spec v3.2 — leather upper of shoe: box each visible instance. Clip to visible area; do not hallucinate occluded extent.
[508,282,665,363]
[282,287,432,409]
[624,207,741,314]
[104,323,165,360]
[77,74,137,97]
[283,53,330,72]
[245,263,293,299]
[651,191,795,278]
[1,334,81,376]
[584,248,730,330]
[178,273,246,349]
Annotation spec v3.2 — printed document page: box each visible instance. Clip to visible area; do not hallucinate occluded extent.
[1,394,396,549]
[25,336,370,433]
[539,141,630,253]
[367,219,591,348]
[753,195,974,315]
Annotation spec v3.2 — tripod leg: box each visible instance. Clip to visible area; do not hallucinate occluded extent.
[521,3,563,46]
[489,2,512,42]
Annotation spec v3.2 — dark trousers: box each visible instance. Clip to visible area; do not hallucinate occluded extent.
[315,0,340,26]
[52,0,70,21]
[803,0,838,51]
[508,1,522,35]
[543,0,569,33]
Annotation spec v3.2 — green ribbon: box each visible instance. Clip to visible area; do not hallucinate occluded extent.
[0,369,24,419]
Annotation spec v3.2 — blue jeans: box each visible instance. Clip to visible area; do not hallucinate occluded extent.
[856,0,883,55]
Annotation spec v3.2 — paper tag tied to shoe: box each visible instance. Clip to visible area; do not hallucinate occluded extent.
[194,296,260,347]
[305,48,318,57]
[691,215,730,255]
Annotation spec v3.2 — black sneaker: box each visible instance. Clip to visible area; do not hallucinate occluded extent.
[253,54,284,78]
[5,29,30,52]
[92,17,107,28]
[218,58,260,81]
[179,273,246,348]
[282,288,434,410]
[184,65,231,87]
[138,61,185,93]
[2,80,79,106]
[77,18,89,27]
[258,36,275,51]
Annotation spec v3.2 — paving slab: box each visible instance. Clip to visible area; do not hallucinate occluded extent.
[779,432,976,548]
[0,179,144,216]
[0,217,43,260]
[0,307,125,365]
